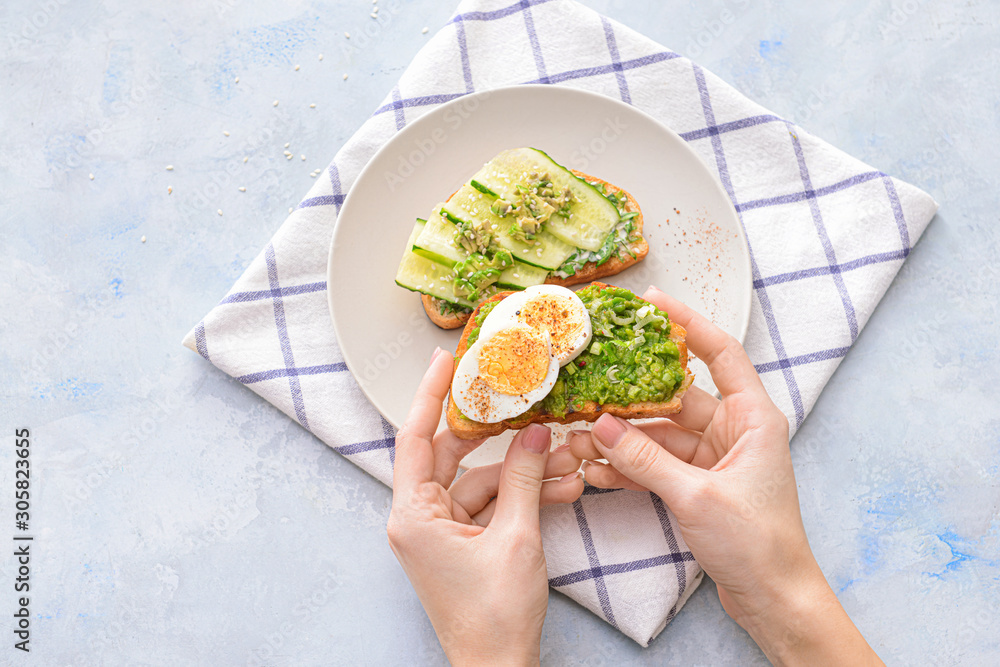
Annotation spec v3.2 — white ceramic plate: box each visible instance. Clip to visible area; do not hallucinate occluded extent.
[328,85,751,468]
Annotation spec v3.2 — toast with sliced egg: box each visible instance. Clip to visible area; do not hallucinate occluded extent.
[395,148,650,330]
[446,282,694,440]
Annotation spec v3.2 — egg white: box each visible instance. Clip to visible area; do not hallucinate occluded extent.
[477,285,592,366]
[451,329,560,424]
[479,285,593,366]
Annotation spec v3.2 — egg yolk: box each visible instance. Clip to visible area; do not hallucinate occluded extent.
[519,295,585,358]
[478,326,550,395]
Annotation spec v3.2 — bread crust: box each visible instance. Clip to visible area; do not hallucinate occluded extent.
[421,294,469,330]
[421,169,649,329]
[445,282,694,439]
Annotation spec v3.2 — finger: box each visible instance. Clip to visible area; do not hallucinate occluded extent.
[546,443,585,477]
[449,446,581,517]
[568,421,707,468]
[393,348,452,497]
[488,424,551,534]
[431,430,487,487]
[582,460,649,492]
[589,413,702,505]
[666,385,719,432]
[642,286,766,399]
[635,421,705,466]
[473,473,584,527]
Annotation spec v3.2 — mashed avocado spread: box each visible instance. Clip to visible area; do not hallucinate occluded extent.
[464,284,686,419]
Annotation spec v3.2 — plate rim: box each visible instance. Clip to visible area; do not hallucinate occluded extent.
[328,83,752,427]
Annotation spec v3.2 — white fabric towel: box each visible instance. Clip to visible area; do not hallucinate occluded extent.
[183,0,938,646]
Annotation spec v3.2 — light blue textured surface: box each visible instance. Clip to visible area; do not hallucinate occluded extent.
[1,0,997,664]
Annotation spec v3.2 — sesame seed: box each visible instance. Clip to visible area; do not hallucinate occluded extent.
[294,64,300,71]
[243,156,248,163]
[89,173,94,180]
[300,155,306,161]
[310,173,317,178]
[370,12,377,18]
[344,32,351,38]
[318,54,324,61]
[372,5,379,12]
[289,207,294,213]
[284,151,292,156]
[309,103,316,108]
[343,73,349,80]
[286,155,293,160]
[234,76,239,83]
[422,27,429,34]
[284,142,290,148]
[273,100,279,107]
[166,165,174,171]
[141,235,146,243]
[217,209,223,216]
[239,186,246,192]
[223,130,230,137]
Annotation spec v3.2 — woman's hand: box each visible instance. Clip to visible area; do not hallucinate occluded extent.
[388,348,584,666]
[569,286,882,666]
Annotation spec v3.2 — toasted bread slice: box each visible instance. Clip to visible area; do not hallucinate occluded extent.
[422,295,470,329]
[446,282,694,439]
[422,170,649,329]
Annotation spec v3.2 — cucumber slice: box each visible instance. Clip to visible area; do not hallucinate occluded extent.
[470,147,620,251]
[498,262,548,290]
[416,207,552,279]
[441,185,575,270]
[395,220,474,306]
[413,208,468,267]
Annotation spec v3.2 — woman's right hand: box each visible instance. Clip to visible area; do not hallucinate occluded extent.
[569,285,882,666]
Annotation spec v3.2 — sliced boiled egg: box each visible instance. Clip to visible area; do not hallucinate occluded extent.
[476,285,592,366]
[451,324,560,424]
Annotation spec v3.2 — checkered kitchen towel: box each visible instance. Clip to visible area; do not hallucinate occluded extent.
[183,0,938,646]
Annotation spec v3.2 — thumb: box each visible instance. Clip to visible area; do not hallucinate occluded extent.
[489,424,551,534]
[590,414,699,505]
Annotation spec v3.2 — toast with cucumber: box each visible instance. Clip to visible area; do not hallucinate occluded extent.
[395,148,649,329]
[444,282,694,440]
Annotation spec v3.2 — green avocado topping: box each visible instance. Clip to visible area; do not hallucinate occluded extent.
[462,285,686,421]
[452,249,514,301]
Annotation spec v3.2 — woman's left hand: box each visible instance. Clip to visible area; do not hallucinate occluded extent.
[387,347,584,665]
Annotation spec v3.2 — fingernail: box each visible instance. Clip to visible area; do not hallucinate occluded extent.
[429,346,444,364]
[553,443,570,453]
[568,429,590,437]
[646,284,662,294]
[592,414,627,449]
[520,424,550,454]
[560,472,583,483]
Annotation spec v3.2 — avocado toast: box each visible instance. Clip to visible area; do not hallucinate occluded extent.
[446,282,694,440]
[395,148,650,329]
